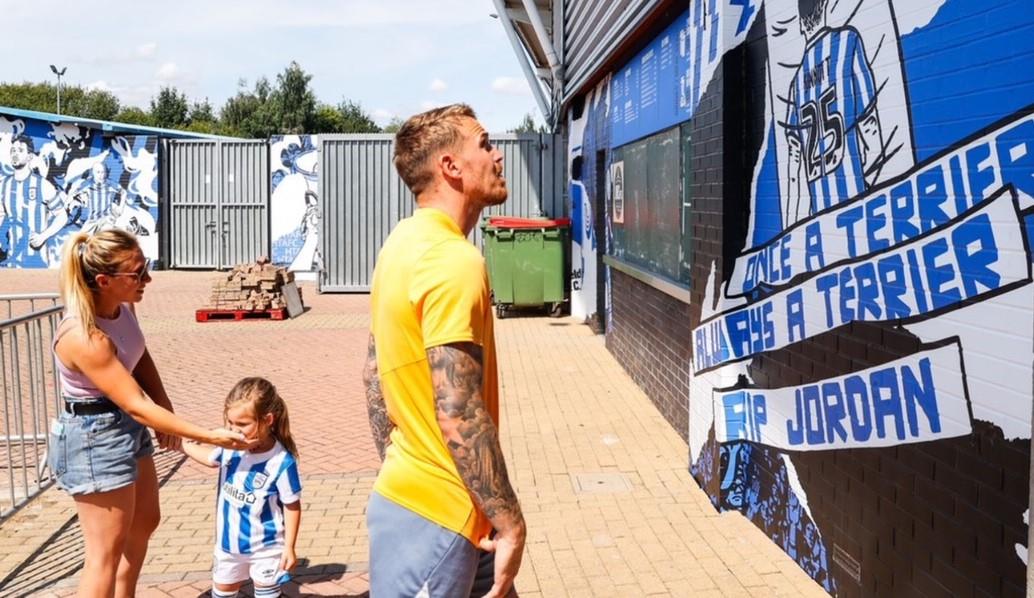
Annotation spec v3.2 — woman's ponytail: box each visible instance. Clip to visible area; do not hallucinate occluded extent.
[59,232,97,337]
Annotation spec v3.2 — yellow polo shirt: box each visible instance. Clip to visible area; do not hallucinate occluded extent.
[369,207,498,546]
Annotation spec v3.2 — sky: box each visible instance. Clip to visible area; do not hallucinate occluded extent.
[0,0,542,133]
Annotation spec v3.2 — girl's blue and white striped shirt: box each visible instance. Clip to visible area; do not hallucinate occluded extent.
[209,441,301,555]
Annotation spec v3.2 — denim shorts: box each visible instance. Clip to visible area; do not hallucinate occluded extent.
[47,407,155,495]
[367,492,518,598]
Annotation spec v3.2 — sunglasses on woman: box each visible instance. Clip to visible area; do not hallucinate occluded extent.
[109,258,151,283]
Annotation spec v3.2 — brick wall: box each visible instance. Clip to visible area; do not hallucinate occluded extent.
[604,50,727,445]
[606,271,692,440]
[591,1,1032,596]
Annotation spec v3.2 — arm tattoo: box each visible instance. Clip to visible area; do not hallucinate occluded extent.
[429,343,523,529]
[363,334,393,461]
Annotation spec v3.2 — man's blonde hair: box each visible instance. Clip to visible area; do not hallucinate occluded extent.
[393,103,477,196]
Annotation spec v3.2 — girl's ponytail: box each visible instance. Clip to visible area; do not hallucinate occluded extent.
[59,232,97,337]
[271,400,299,461]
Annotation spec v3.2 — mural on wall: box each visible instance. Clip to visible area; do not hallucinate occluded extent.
[0,117,158,268]
[571,0,1033,594]
[568,80,609,320]
[705,0,1032,593]
[270,135,322,273]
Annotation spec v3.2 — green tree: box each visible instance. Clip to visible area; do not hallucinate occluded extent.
[509,112,545,134]
[337,100,380,133]
[114,106,154,127]
[66,89,121,121]
[271,61,316,134]
[0,82,53,112]
[183,120,223,135]
[188,99,216,125]
[381,116,405,134]
[0,82,120,120]
[150,86,189,128]
[311,103,345,133]
[220,78,277,138]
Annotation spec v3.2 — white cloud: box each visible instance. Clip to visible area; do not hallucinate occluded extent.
[419,100,436,111]
[177,0,489,31]
[81,80,155,108]
[429,78,448,93]
[156,62,181,82]
[78,41,160,67]
[85,80,112,92]
[491,76,531,96]
[136,42,158,58]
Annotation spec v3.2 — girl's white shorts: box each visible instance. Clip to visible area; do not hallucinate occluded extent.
[212,546,287,587]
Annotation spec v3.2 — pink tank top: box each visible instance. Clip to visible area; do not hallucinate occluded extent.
[54,304,147,400]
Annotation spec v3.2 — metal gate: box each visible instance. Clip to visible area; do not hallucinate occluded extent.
[167,140,269,269]
[319,133,564,292]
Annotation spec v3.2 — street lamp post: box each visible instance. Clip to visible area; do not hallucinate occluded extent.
[49,65,67,115]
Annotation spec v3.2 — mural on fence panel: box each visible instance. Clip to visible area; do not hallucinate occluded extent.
[571,0,1033,594]
[270,135,322,273]
[0,117,159,268]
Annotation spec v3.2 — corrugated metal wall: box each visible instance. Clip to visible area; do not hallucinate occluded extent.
[167,140,268,269]
[220,141,269,267]
[562,0,662,103]
[319,135,406,293]
[319,133,565,293]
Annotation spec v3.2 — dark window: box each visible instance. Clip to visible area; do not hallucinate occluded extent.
[609,124,692,286]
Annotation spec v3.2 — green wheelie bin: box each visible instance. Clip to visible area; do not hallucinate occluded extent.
[481,216,570,319]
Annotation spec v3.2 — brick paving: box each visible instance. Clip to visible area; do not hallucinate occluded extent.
[0,269,826,597]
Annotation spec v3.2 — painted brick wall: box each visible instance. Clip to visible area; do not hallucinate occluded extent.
[567,0,1033,595]
[720,2,1033,594]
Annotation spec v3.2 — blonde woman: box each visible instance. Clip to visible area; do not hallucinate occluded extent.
[49,229,254,597]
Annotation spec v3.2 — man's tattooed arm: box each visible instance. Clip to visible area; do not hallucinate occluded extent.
[363,333,393,462]
[428,342,525,533]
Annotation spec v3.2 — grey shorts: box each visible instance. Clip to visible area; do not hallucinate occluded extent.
[367,492,518,598]
[48,408,155,496]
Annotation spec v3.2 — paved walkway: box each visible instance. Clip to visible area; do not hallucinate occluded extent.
[0,270,826,597]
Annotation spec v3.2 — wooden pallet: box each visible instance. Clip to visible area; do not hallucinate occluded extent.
[195,308,287,323]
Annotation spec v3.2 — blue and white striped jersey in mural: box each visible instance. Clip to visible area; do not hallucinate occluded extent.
[209,442,301,555]
[786,27,877,213]
[75,183,121,225]
[0,173,61,267]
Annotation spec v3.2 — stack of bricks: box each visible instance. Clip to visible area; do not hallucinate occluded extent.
[208,257,295,311]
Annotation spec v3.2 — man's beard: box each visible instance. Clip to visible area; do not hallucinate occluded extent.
[483,187,508,207]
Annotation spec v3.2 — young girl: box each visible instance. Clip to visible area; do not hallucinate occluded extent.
[181,377,302,598]
[50,229,253,596]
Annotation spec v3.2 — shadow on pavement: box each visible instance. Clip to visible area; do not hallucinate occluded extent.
[193,560,367,598]
[0,449,188,597]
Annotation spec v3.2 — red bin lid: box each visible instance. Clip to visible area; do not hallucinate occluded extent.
[487,216,571,229]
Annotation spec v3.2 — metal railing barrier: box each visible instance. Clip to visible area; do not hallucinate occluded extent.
[0,293,63,521]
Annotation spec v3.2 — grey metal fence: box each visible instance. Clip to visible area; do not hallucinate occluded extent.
[167,140,269,269]
[0,294,62,521]
[318,133,565,292]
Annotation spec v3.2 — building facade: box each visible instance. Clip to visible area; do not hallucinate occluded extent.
[501,0,1034,594]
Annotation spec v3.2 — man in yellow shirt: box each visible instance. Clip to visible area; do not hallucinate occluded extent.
[363,104,525,597]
